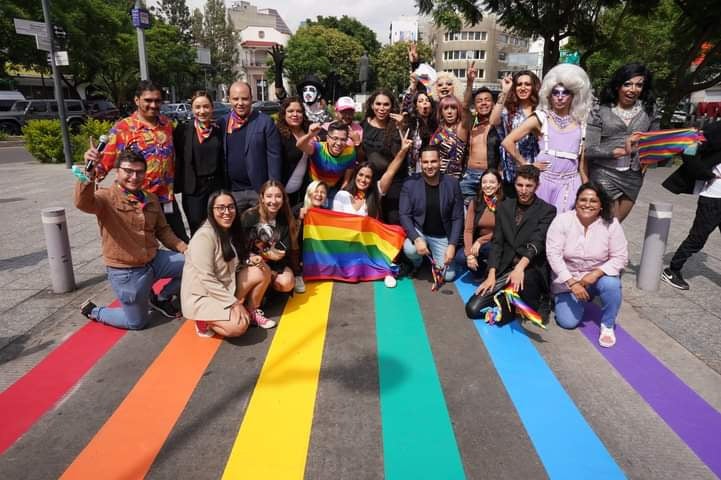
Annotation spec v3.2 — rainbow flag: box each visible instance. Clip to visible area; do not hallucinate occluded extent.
[638,128,705,164]
[302,208,406,282]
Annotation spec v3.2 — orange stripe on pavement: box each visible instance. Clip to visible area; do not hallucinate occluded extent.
[60,321,222,480]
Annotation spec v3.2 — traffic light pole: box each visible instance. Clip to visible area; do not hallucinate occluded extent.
[40,0,73,168]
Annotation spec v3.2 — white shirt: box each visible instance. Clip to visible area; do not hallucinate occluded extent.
[700,164,721,198]
[332,190,368,216]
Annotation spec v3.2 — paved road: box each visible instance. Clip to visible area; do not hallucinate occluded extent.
[1,146,720,479]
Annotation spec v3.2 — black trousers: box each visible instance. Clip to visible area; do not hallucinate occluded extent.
[670,195,721,271]
[466,267,546,321]
[182,191,211,236]
[164,198,189,243]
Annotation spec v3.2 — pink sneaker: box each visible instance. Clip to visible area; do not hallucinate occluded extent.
[250,309,277,329]
[195,320,214,338]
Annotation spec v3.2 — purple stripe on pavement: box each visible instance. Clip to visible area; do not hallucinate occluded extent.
[578,305,721,477]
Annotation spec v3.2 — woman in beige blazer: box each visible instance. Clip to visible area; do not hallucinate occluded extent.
[181,190,275,338]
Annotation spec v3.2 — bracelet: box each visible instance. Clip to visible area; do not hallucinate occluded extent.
[496,92,506,105]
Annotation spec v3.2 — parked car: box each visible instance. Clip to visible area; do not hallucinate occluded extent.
[85,100,120,122]
[0,90,26,112]
[160,103,192,122]
[252,100,281,115]
[211,101,231,122]
[0,98,86,135]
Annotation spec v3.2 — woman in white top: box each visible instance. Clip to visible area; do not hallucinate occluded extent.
[332,133,412,218]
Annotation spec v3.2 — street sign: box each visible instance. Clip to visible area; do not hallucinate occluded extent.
[36,35,51,52]
[131,8,151,29]
[54,51,69,66]
[13,18,47,36]
[196,47,211,65]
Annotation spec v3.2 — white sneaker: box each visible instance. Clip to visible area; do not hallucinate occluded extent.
[294,276,306,294]
[599,324,616,348]
[384,275,397,288]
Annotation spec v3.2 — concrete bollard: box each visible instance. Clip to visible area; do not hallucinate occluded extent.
[41,207,76,293]
[637,202,673,291]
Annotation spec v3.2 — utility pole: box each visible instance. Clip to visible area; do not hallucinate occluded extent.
[131,0,151,80]
[40,0,72,168]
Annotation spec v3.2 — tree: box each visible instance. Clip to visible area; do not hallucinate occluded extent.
[198,0,238,87]
[306,15,381,55]
[0,1,46,83]
[284,25,364,95]
[374,41,434,95]
[190,8,204,46]
[145,21,200,100]
[416,0,653,74]
[157,0,192,41]
[580,0,721,125]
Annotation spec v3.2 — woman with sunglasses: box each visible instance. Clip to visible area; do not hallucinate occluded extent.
[181,190,274,337]
[586,63,658,222]
[174,90,227,236]
[501,64,593,214]
[490,70,542,197]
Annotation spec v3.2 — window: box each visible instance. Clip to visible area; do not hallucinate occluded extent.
[498,34,508,43]
[480,32,487,41]
[30,101,47,112]
[67,101,82,112]
[498,52,506,61]
[445,69,466,78]
[258,30,265,39]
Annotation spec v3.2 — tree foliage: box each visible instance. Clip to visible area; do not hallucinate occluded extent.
[284,25,364,94]
[197,0,238,88]
[416,0,654,74]
[157,0,192,41]
[579,0,721,124]
[374,41,434,95]
[305,15,381,55]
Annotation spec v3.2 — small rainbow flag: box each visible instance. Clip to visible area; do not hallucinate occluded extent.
[479,284,546,329]
[303,208,406,282]
[638,128,705,165]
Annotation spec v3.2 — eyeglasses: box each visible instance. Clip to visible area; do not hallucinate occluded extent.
[213,204,236,213]
[551,88,572,97]
[327,135,347,144]
[119,167,146,177]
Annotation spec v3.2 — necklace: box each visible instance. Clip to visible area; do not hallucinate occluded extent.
[612,101,642,125]
[354,190,366,201]
[548,110,572,129]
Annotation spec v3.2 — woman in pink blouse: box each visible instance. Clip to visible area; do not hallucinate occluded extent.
[545,182,628,347]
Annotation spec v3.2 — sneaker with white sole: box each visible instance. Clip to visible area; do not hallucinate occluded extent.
[250,309,277,329]
[661,268,689,290]
[599,324,616,348]
[384,275,397,288]
[195,320,215,338]
[80,299,97,320]
[294,276,306,294]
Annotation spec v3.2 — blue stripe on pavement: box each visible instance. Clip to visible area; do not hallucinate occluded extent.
[455,274,625,480]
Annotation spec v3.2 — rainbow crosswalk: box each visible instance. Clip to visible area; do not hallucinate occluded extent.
[1,276,721,479]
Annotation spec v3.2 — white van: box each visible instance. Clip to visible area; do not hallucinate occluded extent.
[0,91,26,112]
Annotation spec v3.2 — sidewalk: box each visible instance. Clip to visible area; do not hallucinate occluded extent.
[0,147,719,379]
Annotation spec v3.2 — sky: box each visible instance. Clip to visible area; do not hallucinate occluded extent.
[184,0,421,44]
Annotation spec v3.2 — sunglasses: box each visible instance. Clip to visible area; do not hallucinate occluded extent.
[551,88,572,97]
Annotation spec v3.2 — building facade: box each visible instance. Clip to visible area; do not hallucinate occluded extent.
[390,16,419,44]
[228,1,291,101]
[419,16,532,95]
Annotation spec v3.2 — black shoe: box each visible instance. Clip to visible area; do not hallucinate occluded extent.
[150,292,180,318]
[80,299,97,319]
[661,268,689,290]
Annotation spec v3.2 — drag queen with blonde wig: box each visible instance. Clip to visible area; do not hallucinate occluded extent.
[501,64,593,213]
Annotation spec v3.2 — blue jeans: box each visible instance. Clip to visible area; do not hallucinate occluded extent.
[403,231,456,282]
[459,168,484,201]
[92,250,184,330]
[554,275,622,329]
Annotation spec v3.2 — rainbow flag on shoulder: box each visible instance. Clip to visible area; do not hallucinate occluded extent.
[638,128,705,164]
[303,208,406,282]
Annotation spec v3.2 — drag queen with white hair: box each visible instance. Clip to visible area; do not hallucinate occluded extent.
[501,64,593,213]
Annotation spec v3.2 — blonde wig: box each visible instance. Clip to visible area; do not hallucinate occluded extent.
[433,71,462,101]
[538,64,592,124]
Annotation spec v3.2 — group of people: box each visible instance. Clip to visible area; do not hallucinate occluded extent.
[74,53,721,346]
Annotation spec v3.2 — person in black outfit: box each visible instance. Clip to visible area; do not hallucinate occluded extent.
[466,164,556,320]
[174,90,227,235]
[276,96,310,207]
[661,121,721,290]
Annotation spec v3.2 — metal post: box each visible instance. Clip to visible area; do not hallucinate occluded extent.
[41,207,76,293]
[40,0,73,169]
[637,202,673,291]
[135,0,149,80]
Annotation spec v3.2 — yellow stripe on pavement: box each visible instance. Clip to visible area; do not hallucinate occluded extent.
[221,281,333,479]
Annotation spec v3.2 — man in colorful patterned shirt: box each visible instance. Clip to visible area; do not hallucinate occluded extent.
[84,80,188,241]
[297,121,357,200]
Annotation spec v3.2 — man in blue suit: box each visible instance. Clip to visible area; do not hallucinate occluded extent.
[223,81,282,211]
[400,145,464,281]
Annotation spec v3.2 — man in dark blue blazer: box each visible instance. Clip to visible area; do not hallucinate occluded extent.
[222,81,282,211]
[400,145,464,281]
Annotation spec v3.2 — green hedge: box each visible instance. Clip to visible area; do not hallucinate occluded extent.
[22,119,114,164]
